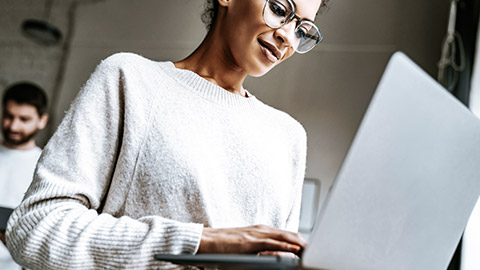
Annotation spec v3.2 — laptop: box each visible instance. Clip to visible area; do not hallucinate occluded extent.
[155,52,480,269]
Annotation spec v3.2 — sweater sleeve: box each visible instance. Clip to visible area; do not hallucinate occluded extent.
[5,54,203,269]
[284,124,307,233]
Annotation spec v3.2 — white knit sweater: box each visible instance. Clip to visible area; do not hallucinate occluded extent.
[6,53,307,269]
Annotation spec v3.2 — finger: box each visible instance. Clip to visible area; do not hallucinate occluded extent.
[255,239,302,255]
[258,251,277,256]
[276,231,307,247]
[257,228,307,248]
[258,251,297,258]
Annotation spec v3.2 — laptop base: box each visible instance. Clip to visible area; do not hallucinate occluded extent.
[154,254,300,270]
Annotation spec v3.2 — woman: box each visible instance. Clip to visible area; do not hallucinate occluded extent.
[6,0,327,268]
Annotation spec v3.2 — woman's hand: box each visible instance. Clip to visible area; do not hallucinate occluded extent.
[198,225,307,256]
[257,251,298,258]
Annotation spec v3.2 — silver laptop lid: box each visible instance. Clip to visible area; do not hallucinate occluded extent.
[303,52,480,270]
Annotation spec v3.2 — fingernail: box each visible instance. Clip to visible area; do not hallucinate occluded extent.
[291,245,300,251]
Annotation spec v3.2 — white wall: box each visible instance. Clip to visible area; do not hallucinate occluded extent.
[469,19,480,118]
[0,0,449,208]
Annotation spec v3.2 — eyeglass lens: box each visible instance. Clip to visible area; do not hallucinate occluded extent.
[263,0,322,53]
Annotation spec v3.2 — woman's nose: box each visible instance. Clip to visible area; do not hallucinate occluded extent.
[274,21,299,50]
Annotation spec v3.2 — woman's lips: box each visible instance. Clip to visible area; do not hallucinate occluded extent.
[258,39,281,63]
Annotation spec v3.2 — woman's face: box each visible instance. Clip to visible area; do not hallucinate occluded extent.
[218,0,322,77]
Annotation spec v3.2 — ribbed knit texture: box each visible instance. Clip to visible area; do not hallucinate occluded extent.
[0,145,42,270]
[6,52,307,269]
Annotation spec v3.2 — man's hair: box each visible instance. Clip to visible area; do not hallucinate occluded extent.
[2,82,48,116]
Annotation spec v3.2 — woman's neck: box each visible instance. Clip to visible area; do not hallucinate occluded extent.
[174,30,249,97]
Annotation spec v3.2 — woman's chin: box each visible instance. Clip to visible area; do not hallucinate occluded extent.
[248,63,276,78]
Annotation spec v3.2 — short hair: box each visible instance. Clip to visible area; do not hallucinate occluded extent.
[201,0,330,30]
[2,82,48,116]
[201,0,219,31]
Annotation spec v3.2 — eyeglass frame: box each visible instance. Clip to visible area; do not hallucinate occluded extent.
[262,0,323,53]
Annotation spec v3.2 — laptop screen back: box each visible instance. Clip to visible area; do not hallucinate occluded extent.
[303,52,480,270]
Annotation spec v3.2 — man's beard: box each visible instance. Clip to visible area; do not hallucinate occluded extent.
[2,128,38,146]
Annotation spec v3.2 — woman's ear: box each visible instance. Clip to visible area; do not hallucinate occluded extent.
[218,0,231,7]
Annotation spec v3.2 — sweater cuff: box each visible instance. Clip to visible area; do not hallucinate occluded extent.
[153,221,204,255]
[183,222,204,254]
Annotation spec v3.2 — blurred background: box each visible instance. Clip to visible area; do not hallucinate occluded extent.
[0,0,479,269]
[0,0,455,206]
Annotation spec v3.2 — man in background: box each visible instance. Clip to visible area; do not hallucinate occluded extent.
[0,82,48,270]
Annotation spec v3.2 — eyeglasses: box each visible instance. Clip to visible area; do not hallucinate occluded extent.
[263,0,323,53]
